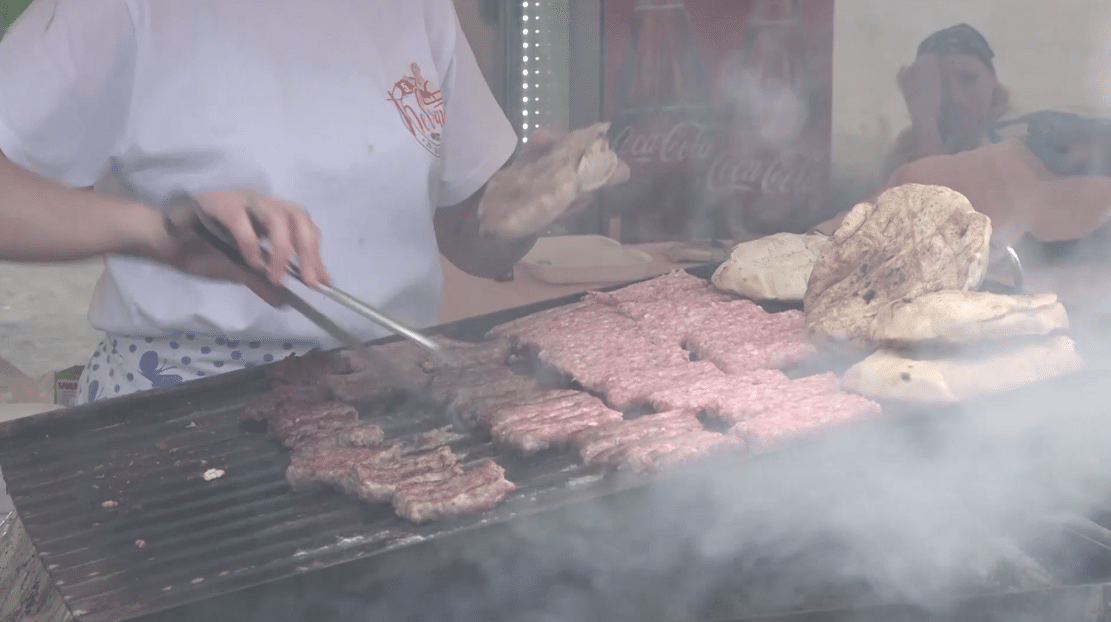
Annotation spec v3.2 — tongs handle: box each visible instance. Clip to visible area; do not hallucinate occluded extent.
[162,191,281,281]
[162,192,448,362]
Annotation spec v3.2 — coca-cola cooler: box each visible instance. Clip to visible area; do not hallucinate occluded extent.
[601,0,835,243]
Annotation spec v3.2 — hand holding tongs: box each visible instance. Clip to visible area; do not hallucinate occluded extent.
[162,192,448,363]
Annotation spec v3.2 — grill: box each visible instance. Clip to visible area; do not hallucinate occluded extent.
[5,265,1111,622]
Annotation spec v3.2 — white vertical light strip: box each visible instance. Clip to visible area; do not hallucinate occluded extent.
[521,1,532,141]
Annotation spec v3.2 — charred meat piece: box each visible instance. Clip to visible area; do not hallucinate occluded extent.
[471,389,584,427]
[443,372,540,418]
[240,384,331,422]
[571,410,702,465]
[347,446,461,503]
[393,459,516,523]
[292,421,386,451]
[484,391,597,430]
[285,444,402,491]
[421,337,513,373]
[492,399,624,455]
[324,340,434,402]
[429,365,520,404]
[267,402,360,448]
[587,425,702,469]
[616,430,743,474]
[729,392,882,449]
[323,365,430,403]
[265,348,367,387]
[414,426,454,450]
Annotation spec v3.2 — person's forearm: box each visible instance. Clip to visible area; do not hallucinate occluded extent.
[434,188,537,280]
[0,152,171,262]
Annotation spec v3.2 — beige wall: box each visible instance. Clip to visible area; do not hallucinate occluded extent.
[830,0,1111,206]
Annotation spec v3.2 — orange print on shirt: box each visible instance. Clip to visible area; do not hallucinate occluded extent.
[387,62,445,157]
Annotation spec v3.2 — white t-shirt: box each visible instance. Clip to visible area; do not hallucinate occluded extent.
[0,0,518,346]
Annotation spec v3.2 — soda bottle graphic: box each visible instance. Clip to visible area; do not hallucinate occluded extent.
[607,0,716,243]
[706,0,830,235]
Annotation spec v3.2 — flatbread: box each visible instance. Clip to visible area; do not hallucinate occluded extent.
[479,122,622,238]
[841,334,1084,404]
[872,290,1069,347]
[804,184,992,352]
[711,233,828,302]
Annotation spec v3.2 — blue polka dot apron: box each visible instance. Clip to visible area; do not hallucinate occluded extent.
[75,333,321,405]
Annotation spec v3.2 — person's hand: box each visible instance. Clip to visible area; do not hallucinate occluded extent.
[519,129,631,216]
[141,189,329,306]
[190,190,328,286]
[898,55,943,126]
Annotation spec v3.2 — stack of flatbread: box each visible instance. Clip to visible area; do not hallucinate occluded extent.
[802,183,1084,404]
[842,290,1083,404]
[710,232,829,303]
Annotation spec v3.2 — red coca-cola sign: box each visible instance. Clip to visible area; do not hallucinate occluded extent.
[603,0,834,242]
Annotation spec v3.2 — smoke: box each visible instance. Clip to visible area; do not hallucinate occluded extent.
[443,369,1111,621]
[720,65,812,149]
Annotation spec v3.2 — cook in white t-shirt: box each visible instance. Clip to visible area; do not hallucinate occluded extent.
[0,0,577,403]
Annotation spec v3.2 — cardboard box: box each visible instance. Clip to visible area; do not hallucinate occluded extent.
[52,365,83,407]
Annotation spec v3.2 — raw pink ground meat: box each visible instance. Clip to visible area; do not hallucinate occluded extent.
[712,372,842,424]
[602,361,725,410]
[615,298,761,348]
[537,333,691,392]
[684,309,816,374]
[729,393,882,448]
[586,271,715,306]
[648,369,789,413]
[486,304,571,340]
[490,301,624,346]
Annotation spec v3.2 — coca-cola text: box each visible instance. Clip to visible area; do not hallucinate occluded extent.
[705,149,825,195]
[609,119,716,167]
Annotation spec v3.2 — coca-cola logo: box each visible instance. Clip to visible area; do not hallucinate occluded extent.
[705,149,825,196]
[610,119,717,168]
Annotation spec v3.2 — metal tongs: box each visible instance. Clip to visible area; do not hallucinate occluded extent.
[163,192,448,364]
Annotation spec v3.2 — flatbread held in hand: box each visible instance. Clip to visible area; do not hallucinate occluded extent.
[479,122,623,239]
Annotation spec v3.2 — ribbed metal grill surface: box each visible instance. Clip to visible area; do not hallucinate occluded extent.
[0,274,701,622]
[0,361,645,622]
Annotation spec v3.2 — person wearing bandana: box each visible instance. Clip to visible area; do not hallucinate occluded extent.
[883,23,1010,179]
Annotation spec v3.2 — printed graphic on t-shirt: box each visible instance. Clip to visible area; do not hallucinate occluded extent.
[387,62,445,157]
